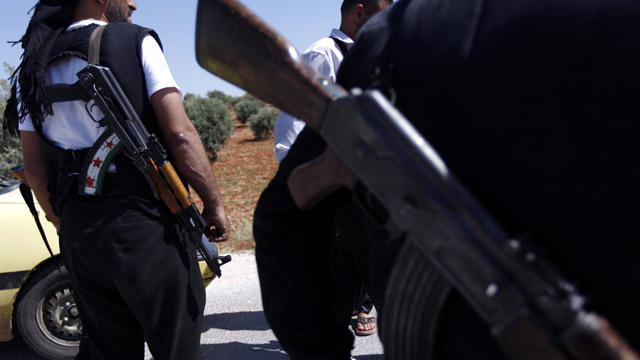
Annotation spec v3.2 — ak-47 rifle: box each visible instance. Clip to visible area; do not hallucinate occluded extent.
[194,0,638,359]
[72,64,231,277]
[42,28,231,277]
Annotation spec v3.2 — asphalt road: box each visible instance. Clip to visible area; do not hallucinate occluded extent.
[1,251,384,359]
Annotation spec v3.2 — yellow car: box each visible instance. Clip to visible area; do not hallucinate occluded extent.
[0,176,219,360]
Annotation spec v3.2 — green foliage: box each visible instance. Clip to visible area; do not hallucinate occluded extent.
[229,92,262,107]
[0,135,22,180]
[238,93,260,102]
[206,90,233,104]
[0,63,21,180]
[249,106,279,140]
[183,95,234,161]
[234,99,264,124]
[183,92,197,102]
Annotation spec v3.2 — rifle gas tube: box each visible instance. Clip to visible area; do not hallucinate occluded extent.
[194,0,638,358]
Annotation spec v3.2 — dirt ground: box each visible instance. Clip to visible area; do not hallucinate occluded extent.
[208,123,278,252]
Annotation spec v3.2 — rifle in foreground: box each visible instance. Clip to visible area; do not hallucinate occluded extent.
[45,63,231,277]
[194,0,638,358]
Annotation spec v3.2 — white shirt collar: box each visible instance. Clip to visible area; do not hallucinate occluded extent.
[66,19,108,32]
[330,28,354,49]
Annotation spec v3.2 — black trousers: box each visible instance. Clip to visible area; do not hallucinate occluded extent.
[254,205,359,359]
[59,197,205,360]
[253,123,410,359]
[354,286,373,315]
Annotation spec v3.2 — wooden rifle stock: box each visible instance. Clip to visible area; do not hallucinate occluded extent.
[157,161,192,209]
[145,159,182,214]
[195,0,350,209]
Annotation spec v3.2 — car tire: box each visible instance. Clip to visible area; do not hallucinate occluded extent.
[14,260,81,360]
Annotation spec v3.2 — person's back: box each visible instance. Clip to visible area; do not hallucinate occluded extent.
[253,1,392,359]
[7,1,230,358]
[272,29,352,162]
[338,0,640,356]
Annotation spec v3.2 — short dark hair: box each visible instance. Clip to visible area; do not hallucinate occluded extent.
[341,0,391,16]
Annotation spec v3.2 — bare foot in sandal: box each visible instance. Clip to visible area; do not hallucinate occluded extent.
[354,312,376,336]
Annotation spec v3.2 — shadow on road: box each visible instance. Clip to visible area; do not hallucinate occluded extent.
[203,310,271,332]
[202,340,287,360]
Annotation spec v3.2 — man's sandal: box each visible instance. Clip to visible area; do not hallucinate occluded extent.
[353,315,377,336]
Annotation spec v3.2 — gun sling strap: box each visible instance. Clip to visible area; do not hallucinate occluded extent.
[330,36,349,58]
[43,24,106,103]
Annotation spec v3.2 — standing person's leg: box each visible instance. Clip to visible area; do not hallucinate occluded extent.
[360,292,374,315]
[61,200,205,360]
[353,288,376,336]
[335,191,405,332]
[107,206,205,360]
[59,200,147,360]
[254,214,359,360]
[254,128,359,359]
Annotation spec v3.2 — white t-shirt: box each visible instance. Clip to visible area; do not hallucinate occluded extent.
[18,20,181,150]
[272,28,353,162]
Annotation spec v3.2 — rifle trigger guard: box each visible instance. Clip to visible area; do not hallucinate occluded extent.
[85,100,104,125]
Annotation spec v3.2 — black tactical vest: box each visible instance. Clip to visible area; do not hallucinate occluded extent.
[42,22,164,215]
[47,22,162,137]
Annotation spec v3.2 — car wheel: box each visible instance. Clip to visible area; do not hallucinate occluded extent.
[14,260,81,360]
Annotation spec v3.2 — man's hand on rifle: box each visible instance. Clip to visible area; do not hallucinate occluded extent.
[203,204,230,242]
[151,87,231,243]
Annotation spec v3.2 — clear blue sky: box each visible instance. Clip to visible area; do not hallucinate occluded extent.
[0,0,344,97]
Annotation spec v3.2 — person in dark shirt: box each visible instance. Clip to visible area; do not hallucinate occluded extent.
[336,0,640,358]
[253,1,391,359]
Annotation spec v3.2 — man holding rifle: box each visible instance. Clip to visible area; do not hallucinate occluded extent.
[5,0,230,359]
[191,0,639,358]
[334,0,640,358]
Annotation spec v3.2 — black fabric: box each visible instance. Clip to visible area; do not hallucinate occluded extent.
[59,199,205,360]
[43,81,91,103]
[252,25,399,360]
[4,0,81,135]
[253,127,357,359]
[46,146,89,217]
[48,22,163,136]
[355,286,373,315]
[23,19,203,359]
[330,37,350,58]
[337,0,640,355]
[252,56,400,359]
[253,211,358,360]
[41,22,164,215]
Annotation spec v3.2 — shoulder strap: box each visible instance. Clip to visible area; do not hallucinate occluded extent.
[88,24,107,65]
[44,25,108,104]
[330,36,349,58]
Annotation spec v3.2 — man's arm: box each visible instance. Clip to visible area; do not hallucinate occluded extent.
[20,130,61,231]
[150,87,230,242]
